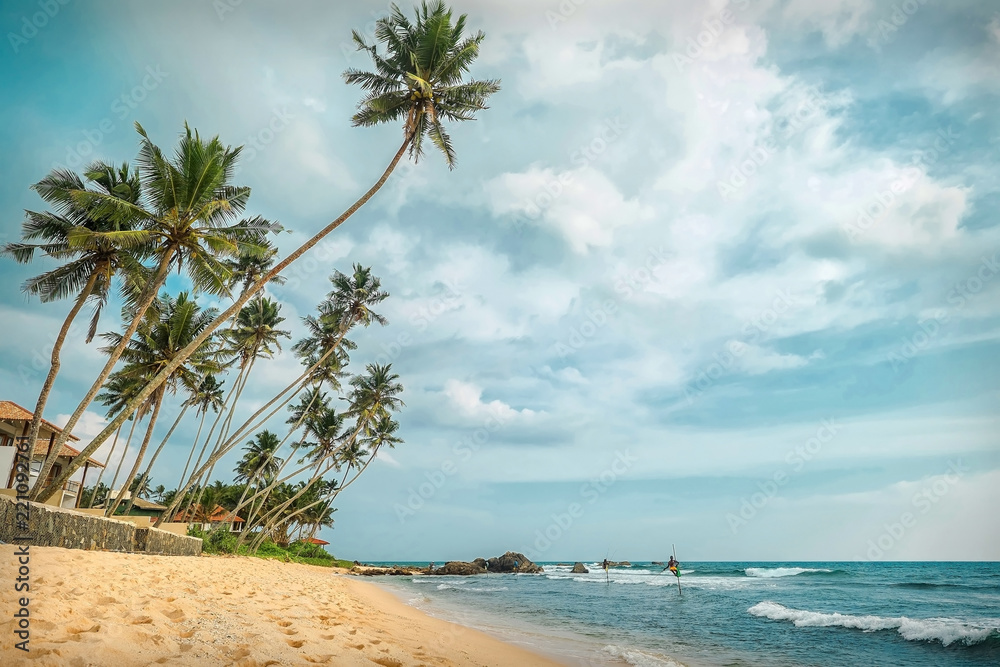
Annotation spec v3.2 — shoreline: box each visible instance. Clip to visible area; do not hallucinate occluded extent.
[0,546,566,666]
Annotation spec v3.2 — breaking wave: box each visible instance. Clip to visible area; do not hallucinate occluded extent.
[748,601,1000,647]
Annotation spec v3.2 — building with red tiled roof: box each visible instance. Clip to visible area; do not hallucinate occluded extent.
[301,536,329,546]
[172,504,246,532]
[1,400,105,509]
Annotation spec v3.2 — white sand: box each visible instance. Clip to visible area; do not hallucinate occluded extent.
[0,546,565,666]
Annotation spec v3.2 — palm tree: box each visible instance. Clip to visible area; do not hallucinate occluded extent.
[225,242,285,296]
[159,265,391,529]
[232,430,283,517]
[2,163,146,486]
[175,374,225,493]
[184,295,290,518]
[247,364,403,552]
[32,125,276,499]
[103,292,221,516]
[44,3,498,499]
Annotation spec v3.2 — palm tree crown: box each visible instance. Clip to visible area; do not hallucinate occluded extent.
[344,0,501,168]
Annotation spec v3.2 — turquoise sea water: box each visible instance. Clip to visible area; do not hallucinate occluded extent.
[369,561,1000,666]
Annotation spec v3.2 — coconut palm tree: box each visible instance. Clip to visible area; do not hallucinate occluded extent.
[247,364,403,552]
[184,295,290,517]
[2,163,147,487]
[32,125,276,499]
[232,430,283,516]
[225,243,285,296]
[175,374,225,494]
[103,292,221,516]
[159,265,391,529]
[44,2,498,499]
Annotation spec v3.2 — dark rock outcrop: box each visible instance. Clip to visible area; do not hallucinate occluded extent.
[571,562,589,573]
[433,561,486,575]
[486,551,543,574]
[351,566,418,576]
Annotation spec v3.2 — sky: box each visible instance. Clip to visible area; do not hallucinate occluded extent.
[0,0,998,562]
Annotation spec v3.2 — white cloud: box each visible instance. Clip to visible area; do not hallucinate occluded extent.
[443,379,538,423]
[485,166,653,253]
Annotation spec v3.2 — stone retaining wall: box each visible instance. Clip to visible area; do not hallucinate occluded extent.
[0,496,201,556]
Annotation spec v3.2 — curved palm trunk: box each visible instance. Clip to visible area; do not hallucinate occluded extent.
[86,420,124,508]
[176,409,208,495]
[24,270,100,487]
[156,365,313,529]
[45,136,412,503]
[261,449,378,553]
[106,390,165,517]
[32,250,175,499]
[188,360,255,520]
[121,403,188,516]
[248,423,366,551]
[103,411,142,508]
[157,335,346,530]
[179,369,246,522]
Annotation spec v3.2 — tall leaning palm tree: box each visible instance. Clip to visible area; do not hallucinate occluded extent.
[31,125,275,499]
[103,292,221,516]
[39,1,499,502]
[2,163,145,481]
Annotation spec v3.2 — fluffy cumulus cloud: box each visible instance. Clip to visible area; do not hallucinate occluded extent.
[1,0,998,559]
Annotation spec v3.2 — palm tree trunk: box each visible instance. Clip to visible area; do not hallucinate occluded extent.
[176,409,208,495]
[156,340,343,530]
[86,419,124,508]
[45,136,412,503]
[32,250,176,499]
[103,410,142,508]
[24,270,99,490]
[178,368,247,522]
[188,360,255,519]
[121,403,188,516]
[106,390,165,517]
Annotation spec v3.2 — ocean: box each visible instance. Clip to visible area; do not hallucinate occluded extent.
[368,561,1000,666]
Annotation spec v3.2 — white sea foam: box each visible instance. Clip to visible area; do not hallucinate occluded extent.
[748,601,1000,646]
[603,644,686,667]
[744,567,832,578]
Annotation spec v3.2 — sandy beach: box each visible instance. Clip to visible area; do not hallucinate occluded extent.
[0,546,565,667]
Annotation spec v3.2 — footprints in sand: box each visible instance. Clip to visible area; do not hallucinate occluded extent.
[286,638,306,648]
[371,659,404,667]
[162,607,186,622]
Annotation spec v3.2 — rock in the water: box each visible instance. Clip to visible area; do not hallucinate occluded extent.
[472,558,488,569]
[652,561,664,566]
[486,551,543,574]
[433,561,486,575]
[571,562,589,573]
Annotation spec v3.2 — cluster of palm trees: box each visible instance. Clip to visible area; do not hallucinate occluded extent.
[2,1,498,547]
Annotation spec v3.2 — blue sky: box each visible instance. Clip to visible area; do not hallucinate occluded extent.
[1,0,998,561]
